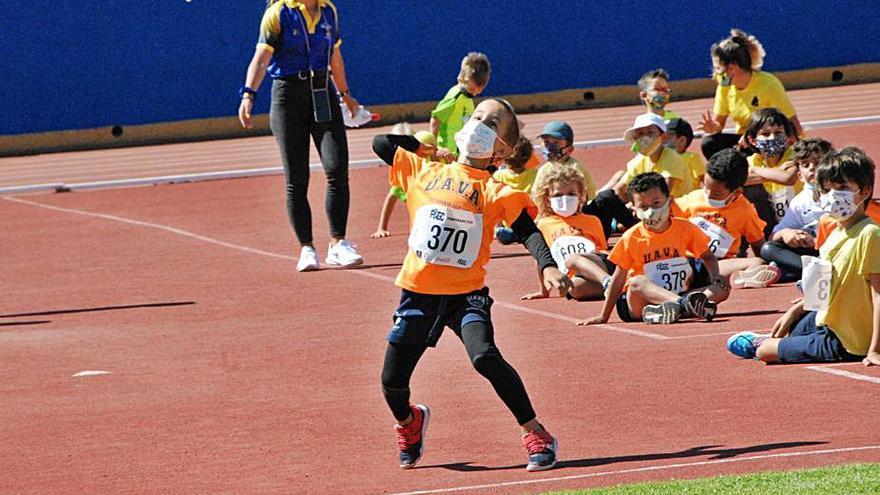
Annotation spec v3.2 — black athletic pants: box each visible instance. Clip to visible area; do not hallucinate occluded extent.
[270,77,350,244]
[700,132,741,160]
[583,189,638,239]
[380,321,537,425]
[760,241,818,280]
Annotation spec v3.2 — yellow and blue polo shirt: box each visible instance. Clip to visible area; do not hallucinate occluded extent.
[257,0,342,79]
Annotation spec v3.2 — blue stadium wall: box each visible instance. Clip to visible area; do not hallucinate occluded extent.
[2,0,878,136]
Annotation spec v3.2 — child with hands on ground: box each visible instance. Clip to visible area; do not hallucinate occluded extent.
[522,162,611,301]
[728,147,880,366]
[582,172,726,326]
[371,98,570,472]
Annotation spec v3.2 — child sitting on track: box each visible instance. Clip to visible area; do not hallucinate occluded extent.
[613,113,690,199]
[523,162,611,301]
[727,147,880,366]
[743,108,801,236]
[535,121,598,200]
[759,138,833,280]
[665,118,705,193]
[371,99,569,472]
[581,172,725,325]
[677,148,781,289]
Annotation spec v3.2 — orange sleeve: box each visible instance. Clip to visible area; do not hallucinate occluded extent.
[742,203,768,244]
[525,152,542,170]
[497,186,538,226]
[815,216,834,249]
[670,198,686,218]
[389,148,422,192]
[608,232,635,270]
[868,200,880,223]
[583,215,608,251]
[684,220,711,258]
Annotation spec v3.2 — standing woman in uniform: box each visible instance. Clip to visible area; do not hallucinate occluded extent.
[698,29,803,160]
[239,0,363,271]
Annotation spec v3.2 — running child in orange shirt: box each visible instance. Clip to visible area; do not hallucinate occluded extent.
[522,162,611,301]
[371,99,569,472]
[581,172,726,325]
[677,148,781,289]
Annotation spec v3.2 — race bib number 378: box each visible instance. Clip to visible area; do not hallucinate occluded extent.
[409,205,483,268]
[644,257,693,294]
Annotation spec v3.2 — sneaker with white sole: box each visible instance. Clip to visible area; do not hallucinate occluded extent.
[726,331,769,359]
[642,301,682,324]
[731,264,781,289]
[523,428,558,472]
[396,404,430,469]
[296,246,320,272]
[679,292,717,321]
[325,240,363,267]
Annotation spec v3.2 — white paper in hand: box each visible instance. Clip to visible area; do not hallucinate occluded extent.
[343,104,374,128]
[801,255,832,311]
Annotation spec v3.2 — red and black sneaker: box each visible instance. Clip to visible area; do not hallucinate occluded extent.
[395,404,430,469]
[522,428,558,472]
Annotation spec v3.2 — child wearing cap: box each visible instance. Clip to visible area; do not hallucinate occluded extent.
[613,113,690,199]
[535,121,597,200]
[638,69,679,121]
[727,147,880,366]
[371,126,446,238]
[665,118,705,192]
[430,52,491,155]
[759,138,833,280]
[580,172,726,325]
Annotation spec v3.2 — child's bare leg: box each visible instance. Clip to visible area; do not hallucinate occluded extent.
[719,257,765,278]
[698,283,730,304]
[755,338,782,363]
[569,276,604,300]
[565,253,611,284]
[626,275,679,319]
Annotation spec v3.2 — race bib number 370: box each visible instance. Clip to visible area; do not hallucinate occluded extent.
[409,205,483,268]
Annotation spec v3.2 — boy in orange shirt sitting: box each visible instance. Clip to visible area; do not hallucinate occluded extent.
[677,148,781,288]
[581,172,726,325]
[371,99,569,472]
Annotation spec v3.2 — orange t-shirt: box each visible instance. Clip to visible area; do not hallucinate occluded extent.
[536,213,607,275]
[390,148,537,295]
[816,200,880,249]
[676,190,767,258]
[609,218,711,294]
[524,152,541,170]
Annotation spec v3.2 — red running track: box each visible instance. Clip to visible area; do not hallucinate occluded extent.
[2,113,880,494]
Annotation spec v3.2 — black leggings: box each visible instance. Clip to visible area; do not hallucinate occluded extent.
[760,241,818,280]
[380,321,537,425]
[270,77,350,244]
[583,189,637,239]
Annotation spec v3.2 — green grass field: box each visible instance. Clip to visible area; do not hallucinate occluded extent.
[542,464,880,495]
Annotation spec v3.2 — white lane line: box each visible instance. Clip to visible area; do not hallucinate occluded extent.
[386,444,880,495]
[5,196,675,341]
[806,365,880,385]
[72,370,112,378]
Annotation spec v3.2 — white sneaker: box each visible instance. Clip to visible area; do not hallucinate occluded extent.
[325,239,363,267]
[296,246,320,272]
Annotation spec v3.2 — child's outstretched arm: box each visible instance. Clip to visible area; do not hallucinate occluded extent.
[371,192,398,238]
[578,267,626,325]
[372,134,422,165]
[521,264,550,300]
[510,210,572,296]
[865,274,880,366]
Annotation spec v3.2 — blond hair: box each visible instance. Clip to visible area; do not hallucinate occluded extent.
[532,162,586,217]
[712,28,766,71]
[458,52,491,87]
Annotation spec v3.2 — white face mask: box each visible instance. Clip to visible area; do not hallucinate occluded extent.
[636,135,661,156]
[704,189,733,209]
[550,195,580,217]
[635,200,671,229]
[454,119,498,159]
[820,189,861,220]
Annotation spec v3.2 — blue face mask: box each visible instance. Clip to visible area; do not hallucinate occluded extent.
[542,142,568,161]
[649,93,669,109]
[753,135,788,158]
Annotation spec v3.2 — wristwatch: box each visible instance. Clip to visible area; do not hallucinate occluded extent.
[239,86,257,100]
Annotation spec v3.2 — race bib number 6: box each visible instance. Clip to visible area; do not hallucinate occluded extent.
[644,257,693,294]
[550,236,596,272]
[690,217,735,258]
[409,205,483,268]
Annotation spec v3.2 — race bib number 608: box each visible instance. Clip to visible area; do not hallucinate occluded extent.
[409,205,483,268]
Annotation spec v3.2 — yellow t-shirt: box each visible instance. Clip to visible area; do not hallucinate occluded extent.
[677,190,767,259]
[680,151,706,192]
[816,217,880,356]
[536,213,607,275]
[713,71,797,134]
[492,167,539,194]
[620,147,690,197]
[390,148,536,295]
[535,156,598,200]
[748,146,802,220]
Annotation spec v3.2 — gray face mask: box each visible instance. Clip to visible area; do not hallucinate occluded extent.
[635,200,671,228]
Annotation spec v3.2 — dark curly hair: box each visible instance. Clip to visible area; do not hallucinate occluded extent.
[706,148,749,191]
[627,172,669,200]
[817,146,875,196]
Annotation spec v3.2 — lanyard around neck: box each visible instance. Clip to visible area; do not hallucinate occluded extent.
[297,7,332,80]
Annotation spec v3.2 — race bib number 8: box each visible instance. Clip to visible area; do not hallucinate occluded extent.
[550,236,596,272]
[644,257,693,294]
[772,188,794,221]
[409,205,483,268]
[801,255,832,311]
[690,217,735,258]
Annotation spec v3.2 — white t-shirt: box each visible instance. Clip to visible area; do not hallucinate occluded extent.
[772,188,824,237]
